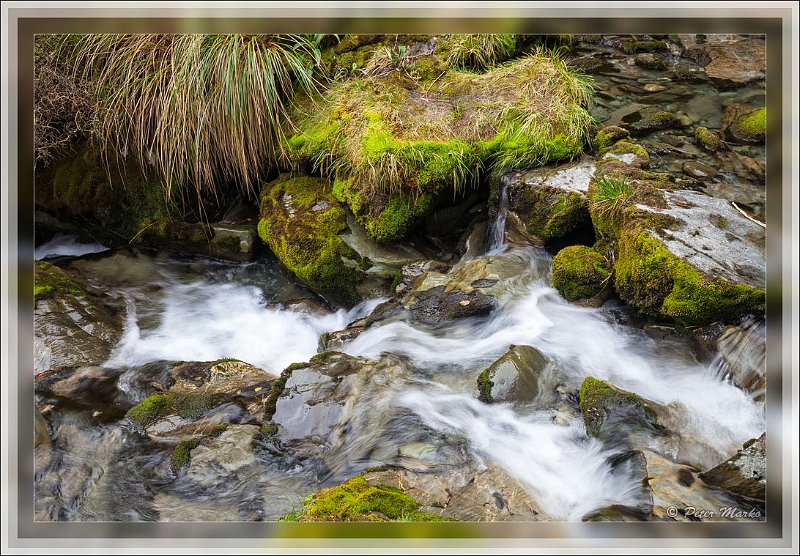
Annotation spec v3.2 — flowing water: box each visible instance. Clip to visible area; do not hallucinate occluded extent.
[34,40,766,522]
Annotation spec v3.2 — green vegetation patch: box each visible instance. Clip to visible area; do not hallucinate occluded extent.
[289,476,449,522]
[258,174,363,305]
[125,391,223,430]
[34,261,85,302]
[511,186,591,241]
[729,107,766,144]
[288,49,593,241]
[170,439,201,474]
[551,245,610,301]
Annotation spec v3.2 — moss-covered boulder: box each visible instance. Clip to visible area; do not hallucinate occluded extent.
[726,107,766,144]
[579,377,659,443]
[621,106,680,136]
[258,174,370,306]
[499,157,595,243]
[288,47,593,242]
[551,245,610,302]
[477,344,549,403]
[694,126,723,151]
[287,476,448,522]
[594,126,631,152]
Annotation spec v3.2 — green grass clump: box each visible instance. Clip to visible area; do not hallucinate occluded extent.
[290,476,449,522]
[551,245,610,301]
[439,34,518,71]
[68,34,320,201]
[591,176,636,234]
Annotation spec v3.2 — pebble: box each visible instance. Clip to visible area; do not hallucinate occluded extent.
[643,83,667,92]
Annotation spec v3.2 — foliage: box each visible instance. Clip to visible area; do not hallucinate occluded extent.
[68,34,321,202]
[440,34,518,71]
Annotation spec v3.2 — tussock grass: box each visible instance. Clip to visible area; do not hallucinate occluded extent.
[70,34,320,201]
[440,34,518,71]
[592,175,636,217]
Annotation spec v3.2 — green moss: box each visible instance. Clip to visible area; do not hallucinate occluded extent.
[729,107,766,143]
[599,140,650,164]
[170,439,201,474]
[286,52,593,241]
[263,377,288,422]
[259,174,363,306]
[551,245,610,301]
[742,437,757,450]
[310,351,339,364]
[694,126,722,151]
[622,40,667,53]
[579,377,655,438]
[477,368,493,403]
[125,392,222,430]
[34,261,84,302]
[294,476,449,522]
[261,422,278,437]
[511,186,590,241]
[594,126,631,151]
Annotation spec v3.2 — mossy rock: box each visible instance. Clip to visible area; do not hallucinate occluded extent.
[477,344,548,403]
[621,40,668,53]
[579,377,658,441]
[125,391,224,430]
[694,126,723,151]
[551,245,610,301]
[727,107,765,144]
[34,261,85,302]
[594,126,631,152]
[258,174,365,306]
[36,142,171,246]
[170,439,201,474]
[289,476,449,522]
[509,186,591,242]
[614,226,764,325]
[622,106,680,136]
[288,51,593,241]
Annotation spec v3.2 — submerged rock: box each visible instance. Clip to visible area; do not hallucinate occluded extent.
[700,433,766,504]
[634,53,669,70]
[477,345,550,403]
[726,107,766,144]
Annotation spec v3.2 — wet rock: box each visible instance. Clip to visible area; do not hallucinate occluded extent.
[34,263,123,374]
[643,450,758,521]
[208,223,258,261]
[694,126,723,151]
[713,149,765,184]
[605,102,649,127]
[634,53,669,70]
[594,126,631,151]
[322,323,366,350]
[477,345,550,403]
[681,35,765,89]
[277,297,332,317]
[622,106,680,136]
[642,83,667,93]
[392,259,450,296]
[551,245,611,304]
[569,55,615,74]
[35,407,50,449]
[617,190,765,324]
[36,366,122,407]
[579,378,662,446]
[340,211,424,274]
[457,221,490,263]
[682,161,718,180]
[363,465,542,521]
[499,157,596,242]
[701,433,766,504]
[407,285,496,325]
[669,58,707,82]
[184,424,260,487]
[716,320,765,398]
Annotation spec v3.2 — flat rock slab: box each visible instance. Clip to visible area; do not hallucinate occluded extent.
[641,190,765,290]
[681,35,765,89]
[516,157,597,193]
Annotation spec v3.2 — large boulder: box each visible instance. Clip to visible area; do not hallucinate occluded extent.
[551,245,611,303]
[496,157,596,242]
[258,174,385,306]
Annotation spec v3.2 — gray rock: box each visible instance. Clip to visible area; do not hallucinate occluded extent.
[208,223,258,261]
[634,53,669,70]
[700,433,766,503]
[642,190,765,290]
[393,259,450,296]
[477,345,550,403]
[407,285,496,325]
[716,320,765,398]
[185,424,260,486]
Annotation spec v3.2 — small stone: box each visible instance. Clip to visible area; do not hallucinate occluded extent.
[459,300,471,306]
[643,83,667,92]
[682,161,718,180]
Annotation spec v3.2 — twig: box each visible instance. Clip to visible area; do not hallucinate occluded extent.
[731,201,766,228]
